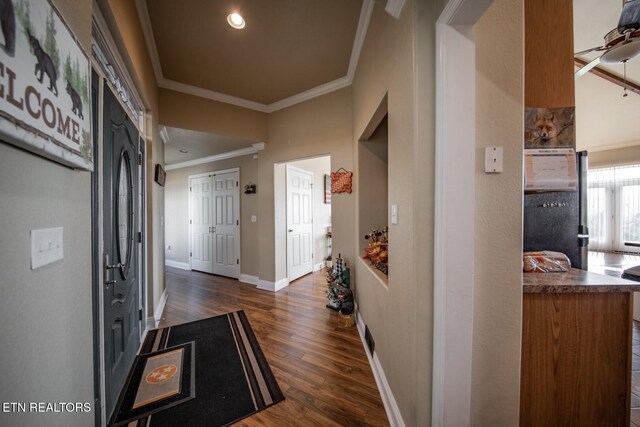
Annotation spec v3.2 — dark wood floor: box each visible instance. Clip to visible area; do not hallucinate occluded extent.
[159,267,389,426]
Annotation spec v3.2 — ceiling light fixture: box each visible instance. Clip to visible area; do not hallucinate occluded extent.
[179,149,189,153]
[227,12,245,29]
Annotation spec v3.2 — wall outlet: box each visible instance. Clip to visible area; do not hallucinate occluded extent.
[251,215,257,223]
[31,227,64,269]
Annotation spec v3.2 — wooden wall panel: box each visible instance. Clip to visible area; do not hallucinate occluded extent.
[520,292,632,426]
[525,0,575,107]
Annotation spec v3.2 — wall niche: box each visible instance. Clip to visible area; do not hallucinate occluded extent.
[358,93,388,279]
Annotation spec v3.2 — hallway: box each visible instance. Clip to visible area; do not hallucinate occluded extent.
[160,268,389,426]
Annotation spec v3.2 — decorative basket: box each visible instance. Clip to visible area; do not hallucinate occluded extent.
[331,168,353,193]
[338,311,355,328]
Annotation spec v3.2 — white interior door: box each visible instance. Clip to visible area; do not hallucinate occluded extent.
[212,171,241,279]
[190,175,213,273]
[287,165,314,281]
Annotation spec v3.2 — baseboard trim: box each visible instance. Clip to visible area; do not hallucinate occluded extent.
[154,289,169,325]
[145,316,157,330]
[165,259,191,270]
[239,274,259,286]
[257,277,289,292]
[356,311,406,427]
[313,262,325,272]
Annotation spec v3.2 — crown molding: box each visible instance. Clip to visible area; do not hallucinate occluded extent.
[136,0,375,113]
[165,143,265,171]
[159,126,170,144]
[266,76,352,112]
[348,0,375,80]
[159,78,271,113]
[134,0,163,85]
[384,0,406,19]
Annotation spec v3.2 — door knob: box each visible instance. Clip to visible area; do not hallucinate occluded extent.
[104,254,121,269]
[104,254,119,290]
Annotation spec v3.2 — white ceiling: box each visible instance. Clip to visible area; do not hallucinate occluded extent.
[574,0,640,151]
[164,127,258,165]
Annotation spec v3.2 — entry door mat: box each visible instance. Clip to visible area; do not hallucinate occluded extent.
[110,342,195,426]
[126,310,284,427]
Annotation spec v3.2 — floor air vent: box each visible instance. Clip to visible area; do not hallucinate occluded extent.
[365,325,375,354]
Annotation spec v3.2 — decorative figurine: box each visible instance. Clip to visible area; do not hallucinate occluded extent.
[326,253,351,311]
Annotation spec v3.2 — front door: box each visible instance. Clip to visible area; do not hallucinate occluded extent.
[103,84,140,419]
[212,171,240,278]
[287,165,314,281]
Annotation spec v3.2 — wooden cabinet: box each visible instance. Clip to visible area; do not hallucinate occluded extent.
[521,271,638,426]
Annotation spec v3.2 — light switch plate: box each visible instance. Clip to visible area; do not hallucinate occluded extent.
[31,227,64,269]
[391,204,398,225]
[485,146,503,173]
[251,215,257,223]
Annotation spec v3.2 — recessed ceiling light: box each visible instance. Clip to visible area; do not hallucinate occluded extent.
[179,149,189,154]
[227,12,245,29]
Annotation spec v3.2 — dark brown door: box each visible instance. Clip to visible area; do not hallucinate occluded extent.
[103,83,140,419]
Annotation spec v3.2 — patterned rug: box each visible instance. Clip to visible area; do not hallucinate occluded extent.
[110,310,284,426]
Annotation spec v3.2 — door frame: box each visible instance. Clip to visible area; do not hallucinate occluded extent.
[188,168,241,275]
[433,0,495,425]
[91,6,148,425]
[285,164,315,282]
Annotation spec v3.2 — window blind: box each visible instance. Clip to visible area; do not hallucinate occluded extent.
[588,164,640,253]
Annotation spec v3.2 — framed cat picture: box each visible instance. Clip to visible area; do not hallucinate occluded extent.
[0,0,92,170]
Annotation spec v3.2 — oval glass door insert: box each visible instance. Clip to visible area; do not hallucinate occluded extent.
[116,149,133,278]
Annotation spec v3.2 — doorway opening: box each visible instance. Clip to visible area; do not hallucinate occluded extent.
[274,155,332,285]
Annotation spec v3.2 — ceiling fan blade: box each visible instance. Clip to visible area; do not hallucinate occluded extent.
[575,55,602,79]
[574,46,607,56]
[618,0,640,33]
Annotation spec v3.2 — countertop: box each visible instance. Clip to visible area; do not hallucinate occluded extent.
[523,268,640,293]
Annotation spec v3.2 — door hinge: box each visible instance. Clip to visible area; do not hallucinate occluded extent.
[190,252,192,257]
[189,187,192,192]
[236,181,239,187]
[138,309,142,321]
[137,232,142,243]
[190,219,192,224]
[237,220,239,225]
[138,154,142,165]
[237,259,239,265]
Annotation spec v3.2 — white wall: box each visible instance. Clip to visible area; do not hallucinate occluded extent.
[351,1,435,424]
[472,0,524,424]
[164,155,259,276]
[0,1,94,425]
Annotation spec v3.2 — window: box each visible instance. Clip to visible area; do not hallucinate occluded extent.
[588,165,640,253]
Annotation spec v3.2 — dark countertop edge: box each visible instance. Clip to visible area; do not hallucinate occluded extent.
[523,284,640,293]
[523,269,640,293]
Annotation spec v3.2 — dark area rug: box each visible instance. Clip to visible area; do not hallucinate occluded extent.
[113,310,284,427]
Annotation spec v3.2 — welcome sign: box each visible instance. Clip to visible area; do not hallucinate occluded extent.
[0,0,92,170]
